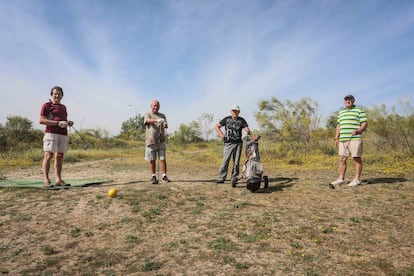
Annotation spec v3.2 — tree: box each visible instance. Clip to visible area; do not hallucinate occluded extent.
[119,114,145,140]
[0,116,40,151]
[325,113,338,129]
[170,122,203,146]
[255,97,320,155]
[5,115,37,143]
[367,102,414,155]
[197,112,215,141]
[0,124,6,151]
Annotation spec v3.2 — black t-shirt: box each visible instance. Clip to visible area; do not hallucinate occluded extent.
[219,116,248,143]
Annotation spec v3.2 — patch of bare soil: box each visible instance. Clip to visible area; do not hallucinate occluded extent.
[1,158,413,275]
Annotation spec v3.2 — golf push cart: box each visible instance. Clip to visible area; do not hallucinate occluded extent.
[236,134,269,192]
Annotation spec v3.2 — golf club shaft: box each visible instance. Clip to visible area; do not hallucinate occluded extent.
[70,126,89,149]
[157,122,163,181]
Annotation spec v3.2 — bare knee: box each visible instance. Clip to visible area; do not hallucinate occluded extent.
[339,156,348,163]
[44,152,54,161]
[353,157,362,164]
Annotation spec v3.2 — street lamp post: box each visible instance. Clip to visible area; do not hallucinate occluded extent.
[128,105,139,134]
[128,104,137,118]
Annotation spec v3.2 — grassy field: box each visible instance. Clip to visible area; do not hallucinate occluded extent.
[0,144,413,275]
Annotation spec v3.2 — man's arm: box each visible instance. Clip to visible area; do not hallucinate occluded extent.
[334,124,340,141]
[352,122,367,136]
[243,127,251,136]
[215,123,225,139]
[39,115,59,127]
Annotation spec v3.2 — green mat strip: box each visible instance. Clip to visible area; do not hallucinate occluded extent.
[0,179,113,189]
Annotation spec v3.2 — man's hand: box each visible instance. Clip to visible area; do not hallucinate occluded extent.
[58,121,68,128]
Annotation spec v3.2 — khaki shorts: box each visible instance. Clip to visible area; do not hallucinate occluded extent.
[43,133,69,153]
[339,140,363,157]
[145,142,166,161]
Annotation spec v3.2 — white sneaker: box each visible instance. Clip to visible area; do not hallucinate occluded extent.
[348,179,361,187]
[330,179,345,185]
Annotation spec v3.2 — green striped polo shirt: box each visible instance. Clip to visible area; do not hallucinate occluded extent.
[337,106,367,141]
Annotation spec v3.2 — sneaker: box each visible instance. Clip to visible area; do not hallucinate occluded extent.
[330,179,345,185]
[348,179,361,187]
[162,175,170,183]
[151,176,158,184]
[216,179,225,184]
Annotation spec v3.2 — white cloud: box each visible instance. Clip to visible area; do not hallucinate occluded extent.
[1,0,413,135]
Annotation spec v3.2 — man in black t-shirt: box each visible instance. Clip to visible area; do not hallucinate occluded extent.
[215,105,251,186]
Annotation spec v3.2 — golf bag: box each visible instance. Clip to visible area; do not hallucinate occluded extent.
[241,135,268,192]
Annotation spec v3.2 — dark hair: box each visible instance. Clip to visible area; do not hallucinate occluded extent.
[344,94,354,100]
[50,86,64,96]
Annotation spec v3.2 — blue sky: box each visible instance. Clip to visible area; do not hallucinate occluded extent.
[1,0,413,136]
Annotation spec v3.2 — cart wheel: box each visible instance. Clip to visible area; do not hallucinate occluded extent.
[263,175,269,188]
[246,179,261,192]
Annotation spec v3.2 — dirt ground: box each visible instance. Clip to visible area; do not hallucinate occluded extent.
[1,157,413,275]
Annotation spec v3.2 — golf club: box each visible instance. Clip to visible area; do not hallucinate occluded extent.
[157,120,163,183]
[70,125,90,150]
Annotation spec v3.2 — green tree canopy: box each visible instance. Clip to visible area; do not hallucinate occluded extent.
[170,122,203,146]
[255,97,320,155]
[119,114,145,140]
[0,115,42,151]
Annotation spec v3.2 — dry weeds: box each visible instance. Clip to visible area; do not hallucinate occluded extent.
[0,151,413,275]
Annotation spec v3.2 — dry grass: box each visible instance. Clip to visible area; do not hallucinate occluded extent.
[0,146,413,275]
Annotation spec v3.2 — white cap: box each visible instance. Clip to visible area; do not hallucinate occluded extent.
[231,105,240,111]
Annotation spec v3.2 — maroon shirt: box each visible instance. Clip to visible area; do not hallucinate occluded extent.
[40,102,68,135]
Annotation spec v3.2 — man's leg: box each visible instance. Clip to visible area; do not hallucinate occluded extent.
[218,143,235,181]
[160,160,167,175]
[339,156,347,180]
[146,146,157,174]
[150,160,156,174]
[42,152,53,185]
[54,152,64,184]
[150,159,159,184]
[331,141,350,186]
[353,157,362,180]
[231,143,243,178]
[159,144,167,175]
[352,140,363,180]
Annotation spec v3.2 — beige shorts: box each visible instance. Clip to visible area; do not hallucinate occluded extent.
[145,142,166,161]
[339,140,363,157]
[43,133,69,153]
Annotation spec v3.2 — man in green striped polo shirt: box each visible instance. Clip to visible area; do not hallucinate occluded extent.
[330,95,368,187]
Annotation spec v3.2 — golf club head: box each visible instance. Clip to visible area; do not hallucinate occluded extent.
[329,183,335,189]
[71,126,90,150]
